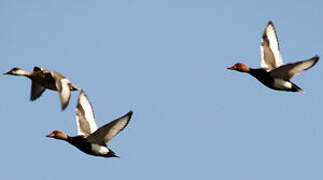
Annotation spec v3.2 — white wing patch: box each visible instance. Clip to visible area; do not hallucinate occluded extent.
[260,21,283,70]
[273,79,292,89]
[76,90,98,136]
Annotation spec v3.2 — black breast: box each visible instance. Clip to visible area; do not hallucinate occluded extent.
[67,136,93,155]
[248,68,274,89]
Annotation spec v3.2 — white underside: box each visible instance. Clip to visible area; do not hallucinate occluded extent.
[91,144,110,155]
[273,79,292,89]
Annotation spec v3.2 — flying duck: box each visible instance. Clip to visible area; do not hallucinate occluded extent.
[46,90,133,158]
[227,21,319,93]
[3,66,79,110]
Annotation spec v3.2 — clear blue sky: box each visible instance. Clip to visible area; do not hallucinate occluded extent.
[1,0,323,179]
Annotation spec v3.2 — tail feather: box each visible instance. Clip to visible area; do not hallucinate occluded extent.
[292,83,305,93]
[70,84,80,91]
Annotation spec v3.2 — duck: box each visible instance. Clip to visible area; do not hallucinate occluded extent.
[3,66,79,110]
[46,90,133,158]
[227,21,319,93]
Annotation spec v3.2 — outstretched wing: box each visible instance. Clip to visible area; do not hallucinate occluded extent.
[87,111,133,144]
[76,90,98,137]
[33,66,46,72]
[269,55,319,80]
[260,21,283,70]
[30,66,47,101]
[30,81,46,101]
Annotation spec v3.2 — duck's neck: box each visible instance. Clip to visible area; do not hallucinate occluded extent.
[248,68,267,75]
[66,135,85,144]
[246,68,253,74]
[65,136,72,142]
[15,69,32,77]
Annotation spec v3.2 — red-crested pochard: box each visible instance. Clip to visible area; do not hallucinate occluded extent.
[46,90,133,158]
[228,21,319,93]
[4,66,79,110]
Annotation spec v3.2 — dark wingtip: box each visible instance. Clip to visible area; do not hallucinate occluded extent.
[80,88,85,94]
[30,94,39,101]
[127,111,133,117]
[33,66,42,72]
[311,55,320,67]
[268,20,273,25]
[78,89,86,98]
[77,89,87,104]
[61,102,69,111]
[70,84,80,91]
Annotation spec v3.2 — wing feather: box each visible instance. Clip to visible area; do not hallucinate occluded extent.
[51,72,72,110]
[269,56,319,80]
[260,21,283,70]
[58,78,71,110]
[33,66,46,72]
[87,111,133,144]
[76,90,98,136]
[30,81,46,101]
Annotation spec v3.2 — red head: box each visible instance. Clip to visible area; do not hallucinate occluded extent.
[46,130,68,140]
[227,62,250,72]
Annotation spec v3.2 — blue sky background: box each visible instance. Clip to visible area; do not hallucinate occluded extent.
[1,0,323,179]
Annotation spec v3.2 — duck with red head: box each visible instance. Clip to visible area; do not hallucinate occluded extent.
[46,90,133,158]
[228,21,319,93]
[46,129,119,158]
